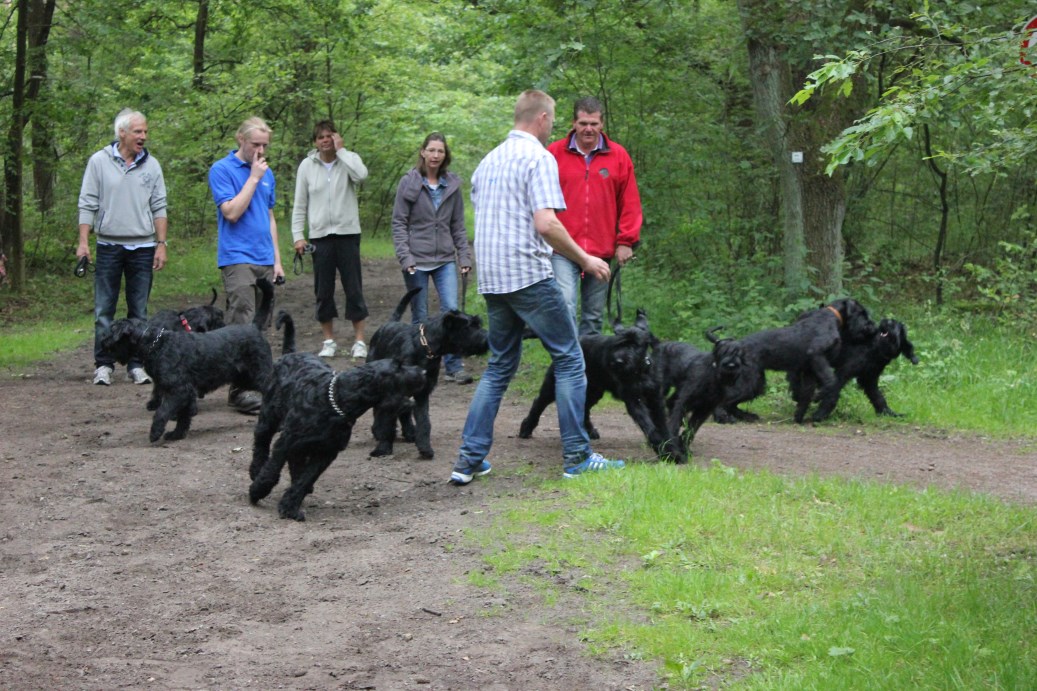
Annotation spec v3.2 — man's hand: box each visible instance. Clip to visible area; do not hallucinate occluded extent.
[581,256,611,282]
[332,132,344,152]
[294,239,308,255]
[273,262,285,282]
[460,266,471,275]
[153,244,167,271]
[615,245,634,266]
[249,148,269,183]
[76,241,91,263]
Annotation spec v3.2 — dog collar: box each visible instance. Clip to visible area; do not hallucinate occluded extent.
[327,372,346,417]
[178,313,192,332]
[418,323,436,359]
[143,326,166,353]
[825,305,844,326]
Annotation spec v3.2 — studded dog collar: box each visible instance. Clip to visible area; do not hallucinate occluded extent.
[327,372,345,417]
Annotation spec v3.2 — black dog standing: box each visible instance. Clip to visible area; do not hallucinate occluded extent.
[518,310,679,461]
[148,288,225,333]
[101,279,277,443]
[365,288,488,459]
[249,313,427,520]
[717,298,878,424]
[788,317,918,418]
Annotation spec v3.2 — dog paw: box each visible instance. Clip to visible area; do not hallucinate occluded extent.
[146,400,159,411]
[369,446,393,458]
[587,426,601,441]
[418,448,435,460]
[164,430,186,441]
[279,508,305,521]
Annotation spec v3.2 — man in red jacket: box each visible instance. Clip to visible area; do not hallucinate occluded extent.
[547,96,642,336]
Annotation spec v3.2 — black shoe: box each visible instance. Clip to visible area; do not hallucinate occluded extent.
[228,388,262,415]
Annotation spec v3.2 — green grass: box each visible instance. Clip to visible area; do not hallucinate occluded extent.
[473,463,1037,688]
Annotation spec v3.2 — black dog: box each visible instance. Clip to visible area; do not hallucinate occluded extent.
[654,327,749,460]
[366,288,489,459]
[716,298,878,424]
[149,288,225,333]
[518,310,679,460]
[248,353,426,521]
[101,279,276,443]
[788,317,918,418]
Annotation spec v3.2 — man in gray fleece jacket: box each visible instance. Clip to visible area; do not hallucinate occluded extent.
[77,109,168,386]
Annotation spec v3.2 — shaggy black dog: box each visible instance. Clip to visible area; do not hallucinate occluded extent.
[518,310,679,460]
[366,288,489,459]
[654,327,749,460]
[248,352,426,521]
[149,288,225,333]
[101,279,276,443]
[715,298,877,424]
[788,317,918,418]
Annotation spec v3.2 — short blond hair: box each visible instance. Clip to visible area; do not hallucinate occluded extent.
[513,90,554,125]
[236,116,272,142]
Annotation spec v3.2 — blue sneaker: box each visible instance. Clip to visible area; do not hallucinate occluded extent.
[449,460,492,486]
[563,452,625,479]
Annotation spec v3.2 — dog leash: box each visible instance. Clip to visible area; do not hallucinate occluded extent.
[293,243,315,276]
[460,269,469,313]
[74,255,95,278]
[606,263,623,327]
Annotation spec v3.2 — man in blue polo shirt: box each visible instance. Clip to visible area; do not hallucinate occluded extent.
[208,116,285,413]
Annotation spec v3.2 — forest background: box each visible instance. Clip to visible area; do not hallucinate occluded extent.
[1,0,1035,333]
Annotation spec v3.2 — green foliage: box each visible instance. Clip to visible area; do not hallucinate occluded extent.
[474,464,1037,688]
[964,230,1037,324]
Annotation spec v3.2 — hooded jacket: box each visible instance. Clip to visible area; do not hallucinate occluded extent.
[291,147,368,242]
[391,168,471,270]
[547,130,642,259]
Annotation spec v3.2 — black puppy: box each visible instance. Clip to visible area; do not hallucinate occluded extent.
[149,288,225,333]
[366,288,489,459]
[716,298,877,424]
[518,310,678,460]
[788,317,918,418]
[249,353,426,521]
[654,327,749,459]
[101,279,276,443]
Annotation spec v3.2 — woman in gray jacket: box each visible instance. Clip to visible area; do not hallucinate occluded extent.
[391,132,474,383]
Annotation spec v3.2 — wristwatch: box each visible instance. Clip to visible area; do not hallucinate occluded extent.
[156,240,168,246]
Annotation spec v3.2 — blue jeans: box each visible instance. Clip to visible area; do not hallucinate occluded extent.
[455,278,591,472]
[94,243,155,370]
[551,253,609,336]
[404,263,462,375]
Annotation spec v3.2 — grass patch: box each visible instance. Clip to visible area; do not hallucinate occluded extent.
[474,463,1037,688]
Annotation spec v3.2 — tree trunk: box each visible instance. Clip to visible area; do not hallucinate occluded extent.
[193,0,209,89]
[741,30,807,298]
[28,0,57,213]
[1,0,28,291]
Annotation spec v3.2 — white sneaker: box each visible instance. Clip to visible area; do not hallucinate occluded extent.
[351,340,368,359]
[318,339,337,358]
[93,365,113,386]
[129,367,152,385]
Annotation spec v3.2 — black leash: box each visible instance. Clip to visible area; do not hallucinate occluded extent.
[460,269,469,313]
[293,243,315,276]
[606,263,623,328]
[74,255,95,278]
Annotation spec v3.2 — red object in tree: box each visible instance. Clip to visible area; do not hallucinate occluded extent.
[1021,14,1037,66]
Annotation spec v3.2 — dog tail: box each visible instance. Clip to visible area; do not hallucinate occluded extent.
[275,310,296,354]
[390,287,423,323]
[253,278,274,330]
[704,325,727,344]
[208,287,218,306]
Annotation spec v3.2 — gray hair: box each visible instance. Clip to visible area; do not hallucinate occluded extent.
[114,109,146,138]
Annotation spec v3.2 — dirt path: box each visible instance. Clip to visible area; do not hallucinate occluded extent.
[3,257,1036,689]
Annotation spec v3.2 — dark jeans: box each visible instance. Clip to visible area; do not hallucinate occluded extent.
[94,243,155,370]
